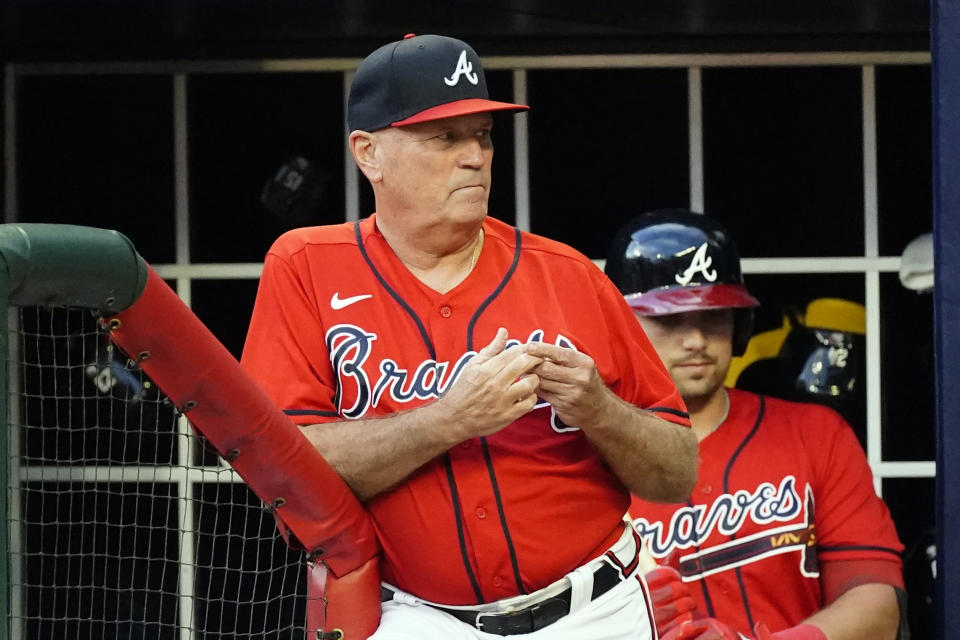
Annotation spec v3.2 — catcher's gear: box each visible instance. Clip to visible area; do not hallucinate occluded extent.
[605,208,759,355]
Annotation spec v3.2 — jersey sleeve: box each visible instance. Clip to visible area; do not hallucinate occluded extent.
[805,407,904,572]
[592,268,690,427]
[819,557,905,601]
[240,248,340,425]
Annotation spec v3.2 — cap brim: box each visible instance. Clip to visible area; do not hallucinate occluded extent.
[625,284,759,316]
[391,98,529,127]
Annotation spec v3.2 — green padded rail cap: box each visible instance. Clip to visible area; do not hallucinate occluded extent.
[0,223,149,313]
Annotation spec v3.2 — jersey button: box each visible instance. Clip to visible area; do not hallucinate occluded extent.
[475,507,487,519]
[493,576,503,588]
[439,305,452,318]
[460,441,471,449]
[701,484,713,494]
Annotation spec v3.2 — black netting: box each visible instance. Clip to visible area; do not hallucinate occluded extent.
[9,307,307,639]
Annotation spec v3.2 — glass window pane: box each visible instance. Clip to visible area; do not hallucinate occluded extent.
[23,482,180,638]
[877,65,932,256]
[188,73,346,263]
[190,279,261,361]
[731,273,867,447]
[882,477,935,640]
[17,75,176,264]
[880,272,934,461]
[486,70,518,227]
[193,483,305,639]
[19,307,178,466]
[359,169,375,219]
[703,67,863,257]
[528,68,689,257]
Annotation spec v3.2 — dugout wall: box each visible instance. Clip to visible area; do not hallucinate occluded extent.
[932,0,960,636]
[0,223,379,639]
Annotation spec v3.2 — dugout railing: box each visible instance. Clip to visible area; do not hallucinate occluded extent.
[0,224,380,640]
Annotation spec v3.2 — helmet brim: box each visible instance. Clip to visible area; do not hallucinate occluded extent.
[625,284,759,316]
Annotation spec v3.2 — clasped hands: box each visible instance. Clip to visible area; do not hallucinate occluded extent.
[441,327,609,440]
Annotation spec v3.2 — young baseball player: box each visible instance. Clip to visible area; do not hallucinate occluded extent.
[606,210,906,640]
[241,34,698,638]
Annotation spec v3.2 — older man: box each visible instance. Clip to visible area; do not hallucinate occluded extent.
[241,34,697,639]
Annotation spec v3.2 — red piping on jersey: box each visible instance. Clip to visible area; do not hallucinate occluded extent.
[604,528,644,577]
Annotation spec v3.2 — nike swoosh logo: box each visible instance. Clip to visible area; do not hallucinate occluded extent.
[330,292,373,310]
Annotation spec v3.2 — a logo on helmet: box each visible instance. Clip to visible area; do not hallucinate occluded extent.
[675,242,718,286]
[444,50,479,86]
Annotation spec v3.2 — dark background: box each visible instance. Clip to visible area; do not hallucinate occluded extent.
[0,1,936,637]
[0,0,932,61]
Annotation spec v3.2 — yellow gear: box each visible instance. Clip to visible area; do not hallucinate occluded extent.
[725,298,865,388]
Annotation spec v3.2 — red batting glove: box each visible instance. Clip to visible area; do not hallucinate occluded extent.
[753,622,773,640]
[644,565,698,635]
[659,618,829,640]
[659,618,741,640]
[660,617,828,640]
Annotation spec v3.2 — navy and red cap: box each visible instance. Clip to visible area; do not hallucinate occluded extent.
[605,208,759,316]
[347,33,529,132]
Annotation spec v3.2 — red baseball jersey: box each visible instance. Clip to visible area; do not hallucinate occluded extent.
[241,214,689,605]
[630,387,903,634]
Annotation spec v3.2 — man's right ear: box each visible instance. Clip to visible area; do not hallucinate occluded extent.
[349,131,382,184]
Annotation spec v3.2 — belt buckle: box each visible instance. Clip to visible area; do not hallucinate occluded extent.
[474,610,499,632]
[474,609,524,632]
[474,603,528,631]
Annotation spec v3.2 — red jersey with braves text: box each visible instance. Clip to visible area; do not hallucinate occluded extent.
[630,388,903,634]
[241,215,689,605]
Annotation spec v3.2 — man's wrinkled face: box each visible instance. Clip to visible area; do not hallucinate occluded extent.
[375,113,494,226]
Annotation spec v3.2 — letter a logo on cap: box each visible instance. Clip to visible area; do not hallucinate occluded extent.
[444,50,479,86]
[675,242,718,285]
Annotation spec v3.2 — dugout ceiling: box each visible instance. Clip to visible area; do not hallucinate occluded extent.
[0,0,931,62]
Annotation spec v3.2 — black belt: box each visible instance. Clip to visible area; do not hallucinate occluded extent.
[381,560,624,635]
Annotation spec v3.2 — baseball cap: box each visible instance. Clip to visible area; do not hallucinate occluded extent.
[347,34,529,132]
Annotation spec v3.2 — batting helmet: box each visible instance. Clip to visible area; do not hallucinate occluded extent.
[605,208,759,355]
